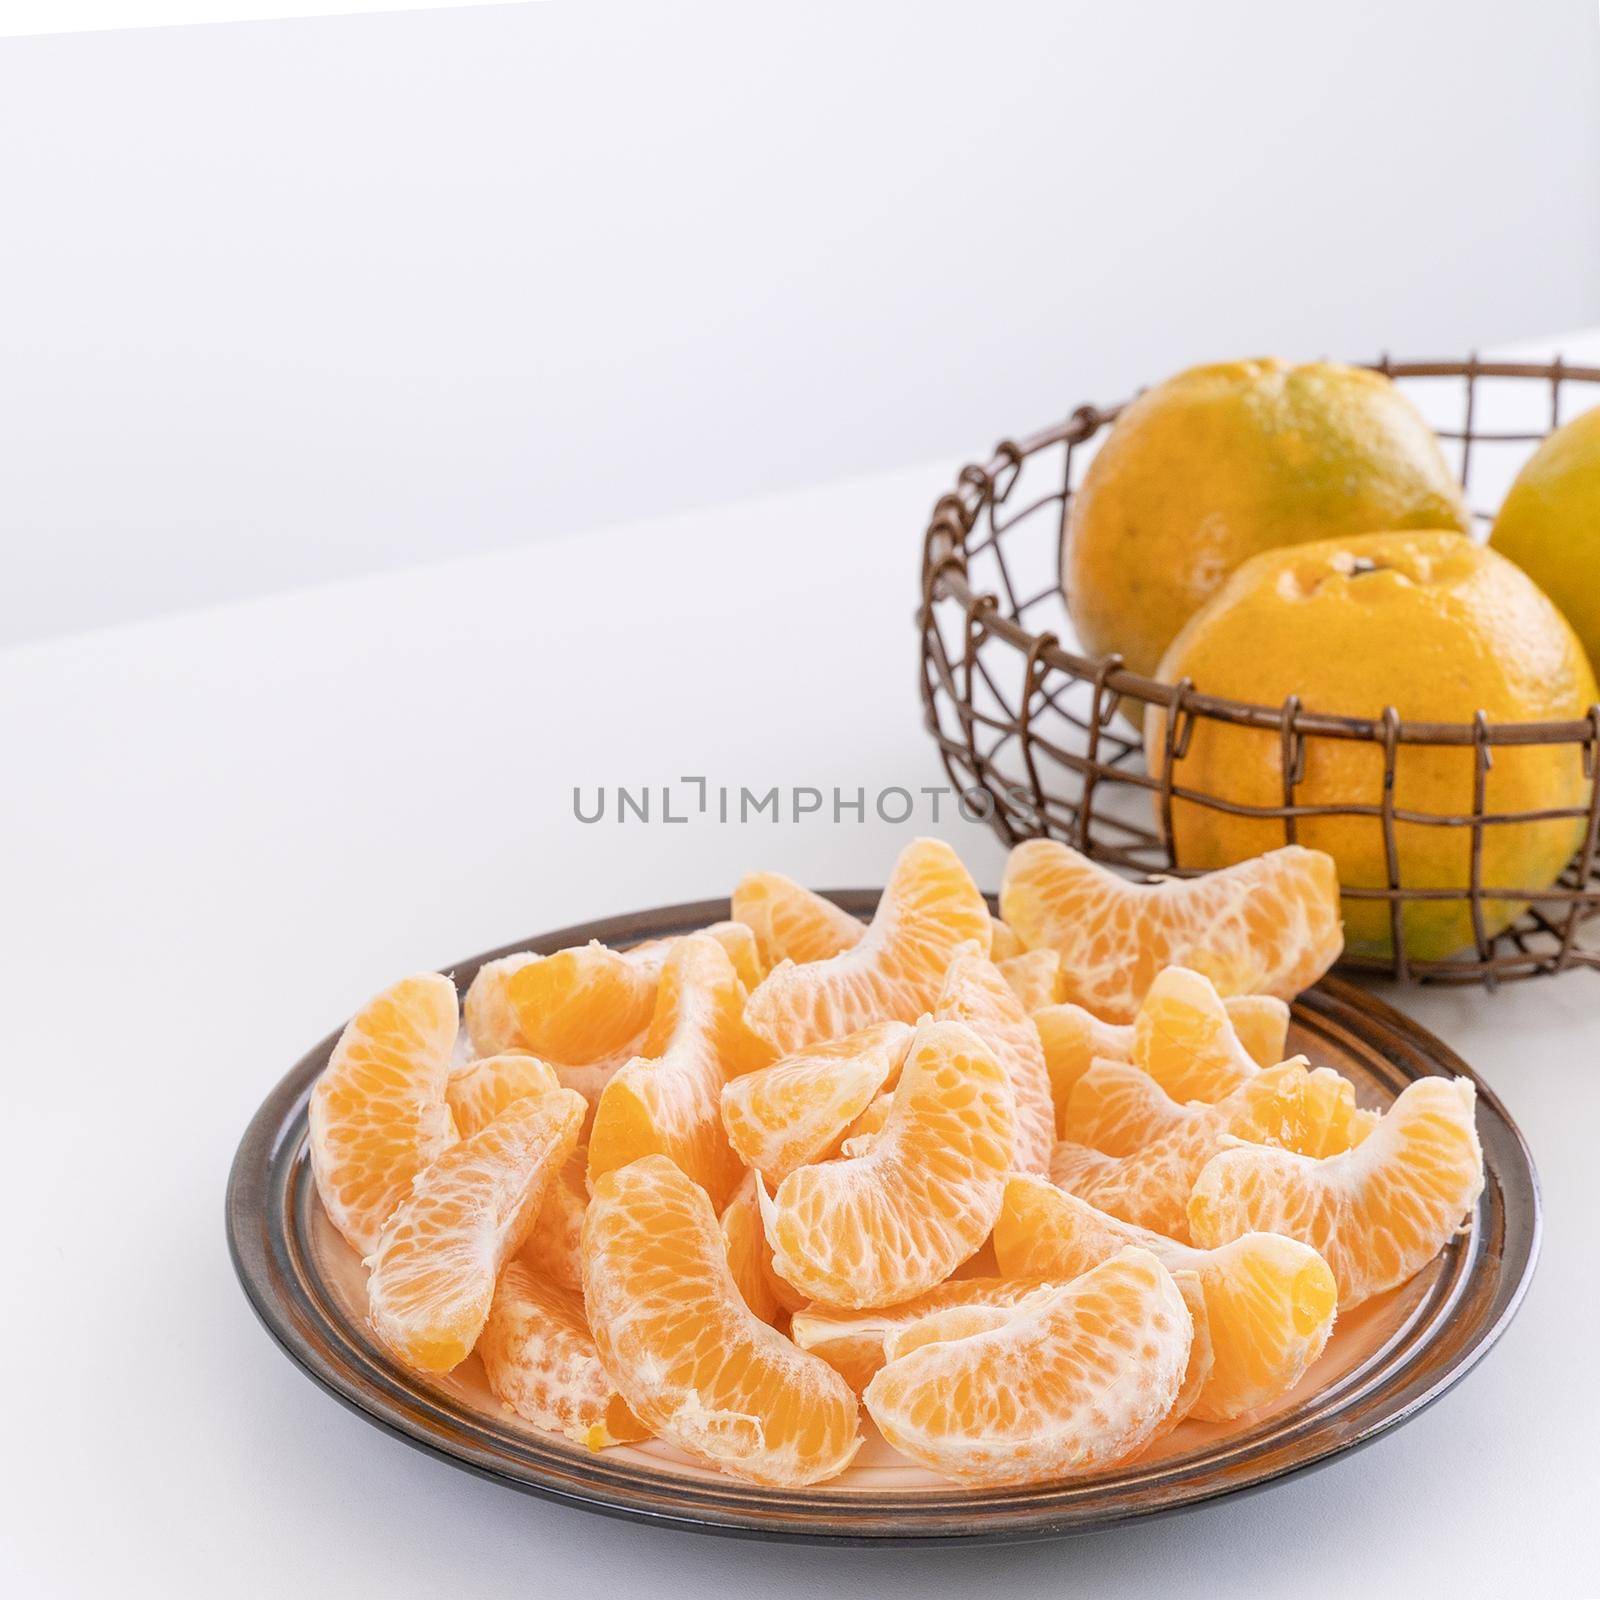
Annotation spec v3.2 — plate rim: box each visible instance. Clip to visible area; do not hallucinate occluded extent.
[224,891,1542,1545]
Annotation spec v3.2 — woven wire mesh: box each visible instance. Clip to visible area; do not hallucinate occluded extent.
[919,357,1600,986]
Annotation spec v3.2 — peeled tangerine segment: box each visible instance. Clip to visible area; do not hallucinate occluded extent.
[622,921,766,992]
[1189,1075,1485,1309]
[999,839,1343,1024]
[688,922,766,991]
[588,935,772,1211]
[722,1176,783,1326]
[730,872,866,967]
[995,1176,1337,1422]
[1032,989,1289,1133]
[1133,966,1278,1103]
[996,949,1062,1011]
[721,1170,807,1325]
[863,1247,1192,1487]
[449,1059,590,1290]
[720,1021,913,1181]
[447,1053,560,1137]
[762,1017,1016,1309]
[987,915,1025,963]
[793,1266,1215,1436]
[743,837,992,1057]
[466,924,762,1059]
[1289,1069,1380,1160]
[1219,993,1293,1074]
[479,1260,649,1449]
[1049,1057,1368,1241]
[507,942,659,1063]
[790,1275,1056,1392]
[1063,1058,1195,1155]
[583,1155,861,1487]
[309,972,460,1256]
[464,952,540,1058]
[1158,1272,1215,1441]
[1033,1002,1139,1130]
[936,943,1056,1176]
[367,1086,586,1372]
[518,1146,589,1290]
[838,1091,893,1157]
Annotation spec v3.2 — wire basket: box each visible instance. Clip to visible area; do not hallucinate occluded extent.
[919,356,1600,987]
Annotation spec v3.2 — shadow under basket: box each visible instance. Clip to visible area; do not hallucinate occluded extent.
[918,355,1600,987]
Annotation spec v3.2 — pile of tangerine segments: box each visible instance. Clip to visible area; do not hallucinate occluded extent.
[306,837,1485,1488]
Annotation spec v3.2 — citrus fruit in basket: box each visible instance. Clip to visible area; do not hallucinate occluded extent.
[582,1154,861,1486]
[1148,530,1599,963]
[1188,1074,1484,1308]
[862,1247,1192,1486]
[1490,403,1600,676]
[1000,838,1342,1023]
[1063,358,1469,679]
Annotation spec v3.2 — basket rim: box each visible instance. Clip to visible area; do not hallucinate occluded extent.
[923,355,1600,750]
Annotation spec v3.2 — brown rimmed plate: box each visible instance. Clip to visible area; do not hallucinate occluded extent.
[225,892,1540,1545]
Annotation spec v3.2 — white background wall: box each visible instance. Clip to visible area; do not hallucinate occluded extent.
[1,0,1596,647]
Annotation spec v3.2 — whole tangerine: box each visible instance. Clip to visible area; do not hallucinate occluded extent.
[1065,359,1469,681]
[1146,530,1598,963]
[1490,403,1600,678]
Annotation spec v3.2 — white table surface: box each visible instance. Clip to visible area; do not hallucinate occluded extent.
[5,336,1599,1599]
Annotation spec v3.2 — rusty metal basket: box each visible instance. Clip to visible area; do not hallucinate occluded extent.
[919,356,1600,987]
